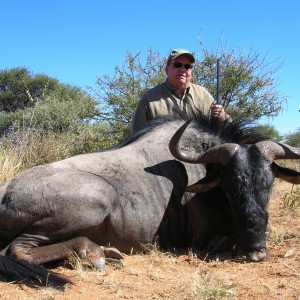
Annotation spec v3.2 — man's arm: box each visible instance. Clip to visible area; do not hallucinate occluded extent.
[131,95,150,134]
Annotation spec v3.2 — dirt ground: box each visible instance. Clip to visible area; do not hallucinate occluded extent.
[0,180,299,300]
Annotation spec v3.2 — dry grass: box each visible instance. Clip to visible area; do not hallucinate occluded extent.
[0,125,114,184]
[0,147,23,182]
[0,129,57,182]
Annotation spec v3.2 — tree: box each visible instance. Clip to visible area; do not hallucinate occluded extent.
[0,84,101,134]
[90,50,166,139]
[0,67,60,112]
[194,40,287,120]
[92,42,287,140]
[254,124,283,142]
[284,129,300,146]
[0,67,103,135]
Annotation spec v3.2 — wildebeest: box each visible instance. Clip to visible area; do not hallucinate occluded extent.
[0,115,299,287]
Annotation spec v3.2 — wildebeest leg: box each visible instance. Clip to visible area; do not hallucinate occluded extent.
[101,246,125,264]
[7,236,123,271]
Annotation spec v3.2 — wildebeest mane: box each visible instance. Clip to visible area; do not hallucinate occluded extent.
[205,117,271,145]
[103,110,270,152]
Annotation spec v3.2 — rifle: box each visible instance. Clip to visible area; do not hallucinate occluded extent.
[216,58,220,104]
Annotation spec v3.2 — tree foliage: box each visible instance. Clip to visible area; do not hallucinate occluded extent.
[0,68,101,134]
[90,50,166,138]
[284,129,300,146]
[0,67,60,112]
[254,124,283,142]
[194,41,287,119]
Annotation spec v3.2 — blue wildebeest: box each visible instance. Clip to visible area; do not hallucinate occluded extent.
[0,116,299,287]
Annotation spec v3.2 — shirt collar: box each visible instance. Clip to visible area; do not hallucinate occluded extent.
[164,80,190,98]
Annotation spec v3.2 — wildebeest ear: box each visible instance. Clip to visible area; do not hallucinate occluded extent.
[272,162,300,184]
[185,174,221,193]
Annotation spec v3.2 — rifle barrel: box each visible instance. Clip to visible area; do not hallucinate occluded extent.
[216,59,220,104]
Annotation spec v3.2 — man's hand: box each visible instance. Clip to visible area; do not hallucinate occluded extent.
[210,102,226,122]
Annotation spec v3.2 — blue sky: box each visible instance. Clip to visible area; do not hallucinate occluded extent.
[1,0,299,135]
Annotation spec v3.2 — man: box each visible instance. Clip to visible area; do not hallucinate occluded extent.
[131,48,230,134]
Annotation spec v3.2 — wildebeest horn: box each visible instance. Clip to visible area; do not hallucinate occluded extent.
[169,119,239,165]
[255,141,300,162]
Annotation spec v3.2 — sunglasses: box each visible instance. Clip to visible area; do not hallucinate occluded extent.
[172,62,193,70]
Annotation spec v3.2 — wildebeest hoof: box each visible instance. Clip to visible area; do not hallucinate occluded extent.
[78,249,87,258]
[101,246,124,260]
[91,256,106,271]
[242,249,267,262]
[236,247,268,262]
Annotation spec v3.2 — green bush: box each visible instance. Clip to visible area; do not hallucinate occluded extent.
[0,85,100,134]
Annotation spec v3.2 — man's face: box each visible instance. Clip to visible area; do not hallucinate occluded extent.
[165,55,193,92]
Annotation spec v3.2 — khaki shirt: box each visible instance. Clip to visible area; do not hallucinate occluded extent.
[131,80,217,134]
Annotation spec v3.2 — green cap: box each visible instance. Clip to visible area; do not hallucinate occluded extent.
[167,48,195,63]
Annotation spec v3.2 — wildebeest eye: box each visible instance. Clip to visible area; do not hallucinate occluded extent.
[201,142,209,150]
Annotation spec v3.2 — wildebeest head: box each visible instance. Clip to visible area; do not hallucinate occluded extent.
[169,118,300,261]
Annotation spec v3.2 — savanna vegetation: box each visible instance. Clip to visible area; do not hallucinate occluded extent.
[0,41,299,299]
